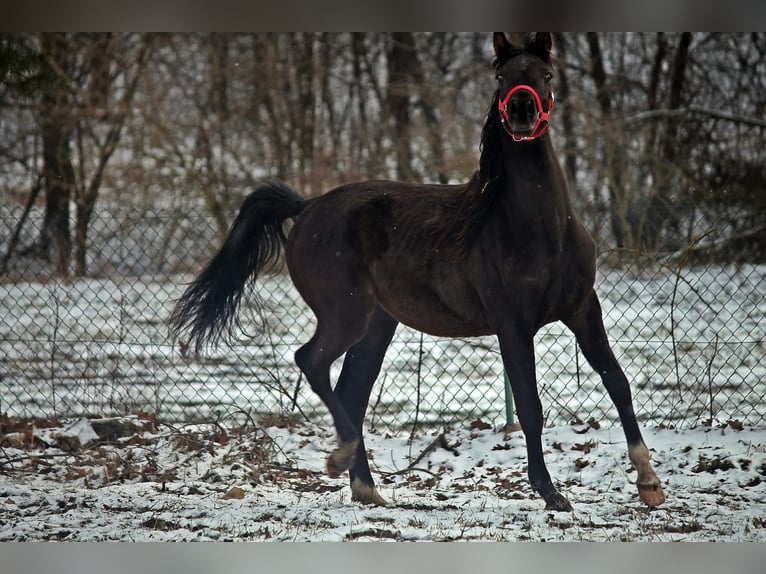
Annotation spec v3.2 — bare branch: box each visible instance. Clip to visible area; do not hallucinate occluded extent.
[625,106,766,129]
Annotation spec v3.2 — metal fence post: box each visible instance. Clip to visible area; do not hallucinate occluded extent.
[504,371,515,427]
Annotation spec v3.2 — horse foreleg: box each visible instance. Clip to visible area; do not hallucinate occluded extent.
[334,306,398,506]
[564,290,665,507]
[498,325,573,512]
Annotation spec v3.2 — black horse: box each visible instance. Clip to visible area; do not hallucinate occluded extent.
[170,32,665,511]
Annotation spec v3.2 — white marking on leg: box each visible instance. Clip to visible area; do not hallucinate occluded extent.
[628,442,665,506]
[351,477,388,506]
[628,443,654,479]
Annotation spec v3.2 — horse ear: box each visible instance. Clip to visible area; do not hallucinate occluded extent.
[493,32,513,60]
[530,32,553,55]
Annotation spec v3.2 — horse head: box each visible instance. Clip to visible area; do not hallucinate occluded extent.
[493,32,555,141]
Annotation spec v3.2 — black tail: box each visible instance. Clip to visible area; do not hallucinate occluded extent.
[169,180,306,352]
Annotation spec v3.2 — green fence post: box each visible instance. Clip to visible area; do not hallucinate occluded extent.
[503,371,516,428]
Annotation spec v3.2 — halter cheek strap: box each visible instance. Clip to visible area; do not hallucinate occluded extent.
[498,84,555,142]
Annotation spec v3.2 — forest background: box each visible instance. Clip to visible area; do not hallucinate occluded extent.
[1,32,764,280]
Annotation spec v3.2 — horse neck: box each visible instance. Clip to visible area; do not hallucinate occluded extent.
[483,134,575,253]
[497,135,571,223]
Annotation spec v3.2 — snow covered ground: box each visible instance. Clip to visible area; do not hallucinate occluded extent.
[1,415,764,541]
[1,264,764,542]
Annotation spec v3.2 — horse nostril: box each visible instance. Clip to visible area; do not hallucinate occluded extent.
[509,93,536,126]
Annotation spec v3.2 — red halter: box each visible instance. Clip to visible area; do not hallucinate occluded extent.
[498,84,555,142]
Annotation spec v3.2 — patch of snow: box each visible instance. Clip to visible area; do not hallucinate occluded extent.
[58,418,100,446]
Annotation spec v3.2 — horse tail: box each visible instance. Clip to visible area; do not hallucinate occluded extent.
[169,180,306,353]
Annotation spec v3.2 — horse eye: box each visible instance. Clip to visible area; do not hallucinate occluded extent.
[544,73,554,83]
[495,74,503,83]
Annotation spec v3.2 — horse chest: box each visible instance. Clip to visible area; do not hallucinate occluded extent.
[495,233,593,328]
[542,243,596,323]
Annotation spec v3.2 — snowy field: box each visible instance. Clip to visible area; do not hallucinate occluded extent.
[1,263,765,542]
[0,415,764,541]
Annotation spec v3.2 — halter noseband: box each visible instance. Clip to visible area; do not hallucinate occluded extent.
[498,84,554,142]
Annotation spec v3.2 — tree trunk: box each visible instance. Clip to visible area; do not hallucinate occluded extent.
[641,32,693,251]
[72,34,151,275]
[37,32,75,277]
[386,32,416,182]
[297,33,316,192]
[587,32,631,249]
[552,33,577,187]
[252,34,289,181]
[414,34,449,183]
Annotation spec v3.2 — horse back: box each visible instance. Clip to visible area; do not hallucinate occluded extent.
[285,178,495,337]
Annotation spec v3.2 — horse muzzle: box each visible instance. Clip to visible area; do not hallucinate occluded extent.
[498,84,554,142]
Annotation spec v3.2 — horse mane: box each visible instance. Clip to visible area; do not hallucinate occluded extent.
[450,93,504,249]
[443,87,505,255]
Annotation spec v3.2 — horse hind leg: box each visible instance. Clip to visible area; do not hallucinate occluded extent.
[294,332,361,478]
[334,305,398,506]
[293,291,380,480]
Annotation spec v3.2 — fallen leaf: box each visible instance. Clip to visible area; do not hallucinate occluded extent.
[574,458,590,470]
[572,440,597,454]
[222,486,246,500]
[728,419,744,431]
[470,419,492,431]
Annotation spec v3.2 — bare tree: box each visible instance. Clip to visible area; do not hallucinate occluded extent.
[3,33,765,281]
[386,32,417,182]
[72,33,152,275]
[569,32,766,259]
[1,33,151,277]
[36,33,76,276]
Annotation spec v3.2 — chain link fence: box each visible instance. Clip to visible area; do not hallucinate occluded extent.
[1,203,764,432]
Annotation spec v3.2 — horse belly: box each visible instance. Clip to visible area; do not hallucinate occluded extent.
[370,264,492,338]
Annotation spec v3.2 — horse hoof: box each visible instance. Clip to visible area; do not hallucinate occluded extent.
[638,482,666,507]
[544,491,573,512]
[351,478,388,506]
[326,440,359,478]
